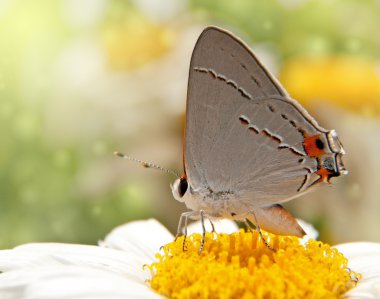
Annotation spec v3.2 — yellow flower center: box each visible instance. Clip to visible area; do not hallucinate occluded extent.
[148,230,360,299]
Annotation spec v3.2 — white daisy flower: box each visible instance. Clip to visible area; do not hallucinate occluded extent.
[0,219,377,299]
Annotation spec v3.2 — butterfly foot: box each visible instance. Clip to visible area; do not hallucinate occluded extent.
[182,235,188,252]
[257,229,276,252]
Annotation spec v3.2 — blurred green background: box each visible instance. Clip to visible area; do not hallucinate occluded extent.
[1,0,380,248]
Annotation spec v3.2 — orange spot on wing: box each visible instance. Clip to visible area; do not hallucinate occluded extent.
[315,167,334,184]
[303,134,326,157]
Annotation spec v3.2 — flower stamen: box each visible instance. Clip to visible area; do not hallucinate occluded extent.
[148,230,361,299]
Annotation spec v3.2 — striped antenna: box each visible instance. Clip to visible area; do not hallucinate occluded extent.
[114,151,180,179]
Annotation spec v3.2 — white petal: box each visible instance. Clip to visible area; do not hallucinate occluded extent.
[336,242,380,258]
[186,219,239,235]
[101,219,173,265]
[335,242,380,299]
[0,265,164,299]
[0,243,145,283]
[297,219,319,244]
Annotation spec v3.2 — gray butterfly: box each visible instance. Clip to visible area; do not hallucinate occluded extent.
[171,26,346,251]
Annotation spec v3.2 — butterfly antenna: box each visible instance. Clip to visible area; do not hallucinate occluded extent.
[114,151,180,179]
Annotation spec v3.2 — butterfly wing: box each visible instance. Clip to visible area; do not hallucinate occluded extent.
[184,27,344,208]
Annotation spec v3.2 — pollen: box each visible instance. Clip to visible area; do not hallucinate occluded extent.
[147,230,360,299]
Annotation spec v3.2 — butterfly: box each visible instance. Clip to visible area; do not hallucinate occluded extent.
[170,26,346,252]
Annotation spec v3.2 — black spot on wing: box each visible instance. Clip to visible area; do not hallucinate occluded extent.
[239,116,250,125]
[267,104,275,112]
[194,67,252,100]
[315,138,324,150]
[248,126,259,134]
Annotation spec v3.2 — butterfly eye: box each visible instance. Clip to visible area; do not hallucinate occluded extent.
[315,138,324,150]
[178,178,188,197]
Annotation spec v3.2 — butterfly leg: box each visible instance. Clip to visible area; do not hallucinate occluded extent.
[244,218,254,232]
[175,211,196,240]
[209,218,216,233]
[175,211,199,251]
[199,210,206,254]
[248,211,275,252]
[175,213,185,241]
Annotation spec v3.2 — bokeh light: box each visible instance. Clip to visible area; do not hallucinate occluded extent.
[1,0,380,248]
